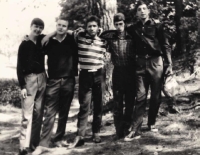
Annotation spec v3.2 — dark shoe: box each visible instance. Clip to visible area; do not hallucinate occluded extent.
[92,133,101,143]
[112,134,124,141]
[18,149,28,155]
[168,105,180,114]
[124,128,130,137]
[148,125,158,132]
[124,131,141,142]
[68,136,84,149]
[159,109,168,116]
[54,140,69,147]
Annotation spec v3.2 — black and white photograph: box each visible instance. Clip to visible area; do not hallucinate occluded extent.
[0,0,200,155]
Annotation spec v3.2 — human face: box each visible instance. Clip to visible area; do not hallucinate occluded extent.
[30,24,44,36]
[86,21,99,37]
[136,4,150,20]
[56,19,68,35]
[114,21,125,33]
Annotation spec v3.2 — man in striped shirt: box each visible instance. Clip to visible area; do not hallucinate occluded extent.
[69,15,107,148]
[77,31,106,70]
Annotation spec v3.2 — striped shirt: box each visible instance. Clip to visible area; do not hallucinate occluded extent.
[75,32,107,70]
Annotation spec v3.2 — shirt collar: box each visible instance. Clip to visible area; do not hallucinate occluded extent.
[137,18,152,26]
[114,30,132,39]
[85,33,101,40]
[53,34,67,42]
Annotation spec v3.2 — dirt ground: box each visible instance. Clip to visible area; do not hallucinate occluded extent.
[1,78,200,155]
[1,64,200,155]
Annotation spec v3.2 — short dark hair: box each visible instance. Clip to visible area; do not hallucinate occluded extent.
[114,13,125,23]
[31,18,44,28]
[85,15,100,27]
[134,0,148,12]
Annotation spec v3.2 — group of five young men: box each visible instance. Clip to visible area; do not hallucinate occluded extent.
[17,1,172,155]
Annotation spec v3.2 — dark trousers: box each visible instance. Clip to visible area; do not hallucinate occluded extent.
[112,66,135,136]
[77,69,104,137]
[39,77,75,147]
[132,56,163,132]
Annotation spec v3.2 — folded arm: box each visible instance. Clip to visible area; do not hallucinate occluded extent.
[41,31,56,46]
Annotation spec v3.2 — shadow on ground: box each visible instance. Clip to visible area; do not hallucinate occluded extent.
[1,82,200,154]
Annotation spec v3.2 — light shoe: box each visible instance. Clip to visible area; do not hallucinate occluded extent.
[112,134,124,141]
[54,140,69,147]
[124,131,141,142]
[31,146,47,155]
[92,133,101,143]
[148,125,158,132]
[68,136,84,149]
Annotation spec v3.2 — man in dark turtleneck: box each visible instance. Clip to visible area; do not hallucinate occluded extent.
[17,18,46,155]
[100,13,135,140]
[32,17,78,154]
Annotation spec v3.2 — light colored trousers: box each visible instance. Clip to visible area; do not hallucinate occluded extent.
[19,72,46,149]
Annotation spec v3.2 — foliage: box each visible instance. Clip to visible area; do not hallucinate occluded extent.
[59,0,88,29]
[59,0,177,45]
[61,0,198,52]
[180,17,198,51]
[59,0,199,103]
[182,1,198,17]
[0,79,21,108]
[178,1,198,54]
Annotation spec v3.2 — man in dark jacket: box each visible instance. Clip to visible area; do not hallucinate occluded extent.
[100,13,135,140]
[124,0,173,141]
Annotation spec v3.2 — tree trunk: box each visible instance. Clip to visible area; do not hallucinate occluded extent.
[197,0,200,48]
[87,0,117,112]
[88,0,116,30]
[174,0,186,55]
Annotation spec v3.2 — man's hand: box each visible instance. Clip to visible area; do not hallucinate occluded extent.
[98,28,103,36]
[74,27,85,34]
[22,35,29,41]
[21,89,27,99]
[42,31,57,46]
[164,65,173,76]
[41,36,50,46]
[45,55,49,78]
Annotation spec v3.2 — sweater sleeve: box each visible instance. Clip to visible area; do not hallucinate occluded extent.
[70,34,79,76]
[17,42,26,89]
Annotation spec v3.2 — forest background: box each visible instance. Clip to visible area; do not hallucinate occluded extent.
[1,0,200,155]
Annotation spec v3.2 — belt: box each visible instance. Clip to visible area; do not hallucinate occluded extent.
[136,54,160,59]
[80,68,102,72]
